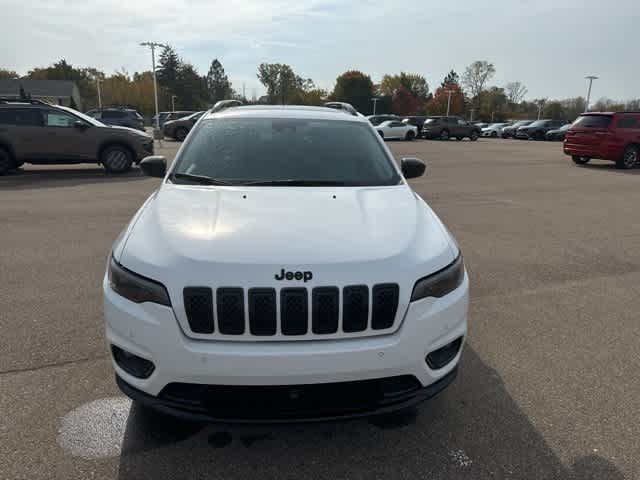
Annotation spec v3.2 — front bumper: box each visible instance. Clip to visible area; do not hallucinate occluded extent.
[104,272,468,420]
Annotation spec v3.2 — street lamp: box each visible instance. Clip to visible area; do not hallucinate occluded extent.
[171,95,177,112]
[445,89,453,116]
[96,78,103,108]
[371,97,379,116]
[584,75,598,112]
[140,41,167,138]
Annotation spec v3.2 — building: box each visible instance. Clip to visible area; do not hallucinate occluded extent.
[0,79,82,110]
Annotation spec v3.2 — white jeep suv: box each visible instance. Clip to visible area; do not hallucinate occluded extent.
[104,102,469,422]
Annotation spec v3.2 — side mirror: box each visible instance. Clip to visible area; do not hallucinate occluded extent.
[401,157,426,179]
[73,120,89,129]
[140,156,166,178]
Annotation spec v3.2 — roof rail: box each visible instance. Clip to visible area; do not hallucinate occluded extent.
[210,100,243,114]
[0,97,51,106]
[323,102,359,117]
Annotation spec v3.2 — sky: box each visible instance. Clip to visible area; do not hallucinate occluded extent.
[1,0,637,101]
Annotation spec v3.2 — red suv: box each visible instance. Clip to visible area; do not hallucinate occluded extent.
[564,112,640,169]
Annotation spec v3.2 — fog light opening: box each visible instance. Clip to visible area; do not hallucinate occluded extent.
[111,345,155,379]
[426,337,463,370]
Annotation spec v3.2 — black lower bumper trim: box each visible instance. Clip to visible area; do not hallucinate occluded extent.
[116,367,458,425]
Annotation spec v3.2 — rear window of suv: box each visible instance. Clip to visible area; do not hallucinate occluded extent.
[572,115,612,129]
[172,117,400,186]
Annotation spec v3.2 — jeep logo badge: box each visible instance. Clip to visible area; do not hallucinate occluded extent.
[275,268,313,283]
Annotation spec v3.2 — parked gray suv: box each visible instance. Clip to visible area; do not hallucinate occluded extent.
[85,107,145,131]
[0,99,154,175]
[422,116,481,141]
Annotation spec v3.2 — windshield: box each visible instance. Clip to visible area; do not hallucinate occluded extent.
[183,111,204,120]
[527,120,546,127]
[572,115,612,128]
[512,121,531,127]
[171,118,401,186]
[62,107,106,127]
[424,118,439,124]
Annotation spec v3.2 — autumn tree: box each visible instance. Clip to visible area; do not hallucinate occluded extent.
[427,83,465,115]
[391,86,419,116]
[0,69,19,79]
[331,70,375,114]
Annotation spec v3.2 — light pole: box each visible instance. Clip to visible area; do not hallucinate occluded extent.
[537,100,545,120]
[584,75,598,112]
[96,78,103,108]
[140,41,167,138]
[171,95,177,112]
[371,97,380,115]
[445,89,453,116]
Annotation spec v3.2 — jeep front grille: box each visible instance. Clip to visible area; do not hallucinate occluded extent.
[182,284,401,340]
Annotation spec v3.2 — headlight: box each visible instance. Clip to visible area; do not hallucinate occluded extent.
[411,254,464,301]
[108,256,171,306]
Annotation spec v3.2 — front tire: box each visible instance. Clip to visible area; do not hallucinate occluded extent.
[101,145,133,174]
[440,129,450,141]
[175,127,188,142]
[491,131,498,137]
[470,131,479,141]
[617,145,639,169]
[572,156,590,165]
[456,136,463,141]
[405,131,415,141]
[0,148,13,175]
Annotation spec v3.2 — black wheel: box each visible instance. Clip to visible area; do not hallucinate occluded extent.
[405,131,415,141]
[0,148,13,175]
[101,145,133,174]
[456,136,463,141]
[439,129,450,141]
[617,145,640,169]
[491,131,498,137]
[534,131,544,141]
[470,131,479,141]
[572,156,590,165]
[175,127,188,142]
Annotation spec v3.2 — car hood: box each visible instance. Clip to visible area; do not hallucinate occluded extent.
[116,184,457,289]
[108,125,150,138]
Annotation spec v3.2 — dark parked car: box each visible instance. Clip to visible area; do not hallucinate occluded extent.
[401,116,430,137]
[564,112,640,169]
[0,99,154,175]
[545,123,572,141]
[516,119,567,140]
[501,120,534,138]
[152,110,195,128]
[85,107,145,131]
[366,114,399,126]
[163,111,205,141]
[422,116,481,141]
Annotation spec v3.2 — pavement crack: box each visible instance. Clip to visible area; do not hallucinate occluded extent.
[0,354,109,377]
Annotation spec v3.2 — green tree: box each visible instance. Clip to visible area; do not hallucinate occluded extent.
[441,70,460,88]
[175,63,208,109]
[331,70,375,114]
[256,63,302,104]
[157,46,181,95]
[206,59,232,103]
[479,86,508,121]
[543,101,565,120]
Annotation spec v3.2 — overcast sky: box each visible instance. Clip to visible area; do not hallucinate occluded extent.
[1,0,637,101]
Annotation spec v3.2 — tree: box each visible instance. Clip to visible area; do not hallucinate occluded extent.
[0,69,19,79]
[505,81,528,105]
[462,61,496,107]
[479,86,508,121]
[441,70,460,88]
[175,63,208,109]
[543,101,564,120]
[206,59,232,103]
[257,63,302,104]
[391,86,419,116]
[379,72,429,102]
[156,46,181,95]
[427,83,465,115]
[331,70,375,114]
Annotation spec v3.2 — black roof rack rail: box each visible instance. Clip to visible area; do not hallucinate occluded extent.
[0,97,51,106]
[210,100,243,114]
[323,102,360,117]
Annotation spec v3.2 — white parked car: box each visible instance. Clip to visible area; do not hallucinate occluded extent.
[481,123,509,137]
[375,120,419,140]
[104,101,469,423]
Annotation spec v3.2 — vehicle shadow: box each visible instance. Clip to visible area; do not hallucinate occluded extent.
[117,348,626,480]
[0,166,152,190]
[578,162,640,174]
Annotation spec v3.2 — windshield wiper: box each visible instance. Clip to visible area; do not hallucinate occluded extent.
[242,179,349,186]
[170,173,233,186]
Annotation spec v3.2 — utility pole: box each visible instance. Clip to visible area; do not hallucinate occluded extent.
[537,99,545,120]
[171,95,177,112]
[96,78,103,108]
[140,41,167,138]
[584,75,598,112]
[445,90,453,116]
[371,97,379,115]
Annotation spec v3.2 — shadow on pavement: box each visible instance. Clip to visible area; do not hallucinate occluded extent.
[117,348,626,479]
[0,167,150,190]
[578,162,640,174]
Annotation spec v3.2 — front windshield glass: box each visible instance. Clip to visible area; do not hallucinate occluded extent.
[172,118,401,186]
[527,120,546,127]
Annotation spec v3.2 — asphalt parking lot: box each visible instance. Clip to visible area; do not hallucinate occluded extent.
[1,138,639,479]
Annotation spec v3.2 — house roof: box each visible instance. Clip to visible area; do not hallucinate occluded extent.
[0,79,78,98]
